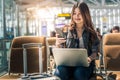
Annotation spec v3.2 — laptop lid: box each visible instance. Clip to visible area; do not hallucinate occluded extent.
[52,48,89,67]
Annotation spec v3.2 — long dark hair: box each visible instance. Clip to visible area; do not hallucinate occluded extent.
[70,2,96,41]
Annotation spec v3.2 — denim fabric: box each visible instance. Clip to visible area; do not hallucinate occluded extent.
[54,64,94,80]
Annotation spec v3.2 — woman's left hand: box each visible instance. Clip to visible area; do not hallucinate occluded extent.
[87,57,92,64]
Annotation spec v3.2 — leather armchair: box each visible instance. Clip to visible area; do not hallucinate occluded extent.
[103,33,120,79]
[8,36,47,74]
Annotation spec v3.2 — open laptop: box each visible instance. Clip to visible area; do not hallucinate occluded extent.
[52,48,89,67]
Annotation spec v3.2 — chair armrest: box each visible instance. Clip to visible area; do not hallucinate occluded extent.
[22,43,42,48]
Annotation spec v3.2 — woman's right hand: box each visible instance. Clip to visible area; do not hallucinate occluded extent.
[56,34,66,47]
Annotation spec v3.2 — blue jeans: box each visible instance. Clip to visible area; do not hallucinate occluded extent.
[54,65,94,80]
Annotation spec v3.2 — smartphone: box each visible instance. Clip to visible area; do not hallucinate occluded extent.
[55,28,63,38]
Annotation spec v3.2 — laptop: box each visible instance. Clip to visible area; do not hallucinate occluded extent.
[52,48,89,67]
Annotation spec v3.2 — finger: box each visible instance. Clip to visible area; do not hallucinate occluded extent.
[87,57,92,63]
[61,40,66,43]
[56,34,59,38]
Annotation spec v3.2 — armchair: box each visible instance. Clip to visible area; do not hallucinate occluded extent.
[103,33,120,79]
[8,36,47,74]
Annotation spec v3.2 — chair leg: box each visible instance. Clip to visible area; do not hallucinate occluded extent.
[8,72,10,75]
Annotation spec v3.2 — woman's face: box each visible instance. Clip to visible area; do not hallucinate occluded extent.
[72,8,83,24]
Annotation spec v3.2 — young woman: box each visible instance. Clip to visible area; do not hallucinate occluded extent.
[55,2,100,80]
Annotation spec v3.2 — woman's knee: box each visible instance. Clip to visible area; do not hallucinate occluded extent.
[54,66,69,80]
[74,67,88,80]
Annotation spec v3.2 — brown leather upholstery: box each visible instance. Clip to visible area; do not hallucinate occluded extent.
[103,33,120,70]
[47,37,56,46]
[103,33,120,79]
[9,36,47,74]
[47,37,56,56]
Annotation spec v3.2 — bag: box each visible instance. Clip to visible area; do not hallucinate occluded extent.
[89,73,104,80]
[107,72,117,80]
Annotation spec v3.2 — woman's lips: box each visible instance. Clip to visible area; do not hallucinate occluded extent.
[75,19,80,20]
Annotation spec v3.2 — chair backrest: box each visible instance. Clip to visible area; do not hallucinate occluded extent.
[46,37,56,55]
[47,37,56,46]
[11,36,46,48]
[103,33,120,71]
[9,36,47,74]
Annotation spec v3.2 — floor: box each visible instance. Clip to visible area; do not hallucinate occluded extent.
[0,73,21,80]
[0,73,104,80]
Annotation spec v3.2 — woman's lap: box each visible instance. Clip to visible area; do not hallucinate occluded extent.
[54,65,94,80]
